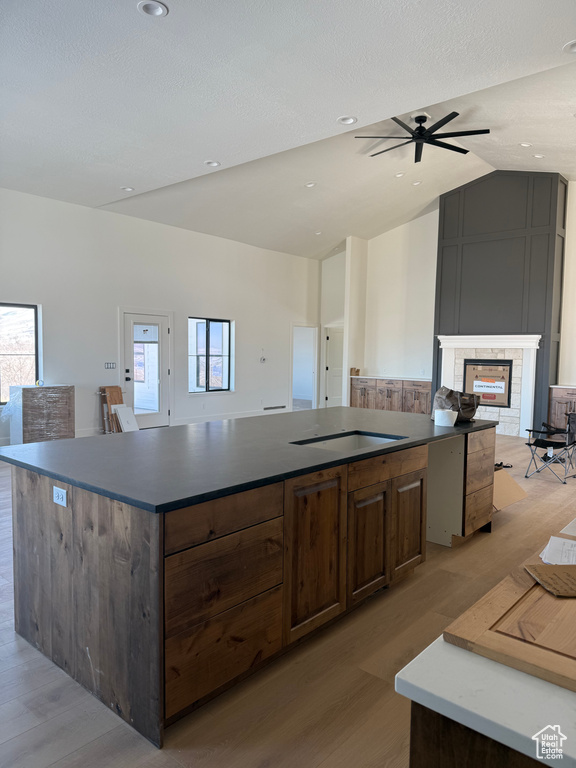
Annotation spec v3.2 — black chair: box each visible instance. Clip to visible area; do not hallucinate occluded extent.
[525,412,576,484]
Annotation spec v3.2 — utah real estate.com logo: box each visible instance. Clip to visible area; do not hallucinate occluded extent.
[532,725,567,761]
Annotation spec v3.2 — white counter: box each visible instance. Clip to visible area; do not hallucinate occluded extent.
[395,636,576,763]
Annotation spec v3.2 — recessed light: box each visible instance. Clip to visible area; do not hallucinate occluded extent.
[562,40,576,54]
[315,231,322,235]
[394,172,405,178]
[533,154,545,159]
[337,116,357,125]
[137,1,168,16]
[305,182,316,188]
[121,187,135,192]
[204,160,221,167]
[519,143,532,148]
[412,180,422,186]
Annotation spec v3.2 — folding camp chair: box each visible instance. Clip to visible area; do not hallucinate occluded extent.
[525,412,576,483]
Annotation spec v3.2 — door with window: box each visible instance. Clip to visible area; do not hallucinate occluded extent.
[123,313,170,429]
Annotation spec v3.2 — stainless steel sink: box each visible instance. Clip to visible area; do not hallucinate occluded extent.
[291,431,406,452]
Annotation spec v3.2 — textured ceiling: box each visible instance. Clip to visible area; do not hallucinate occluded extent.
[2,0,576,258]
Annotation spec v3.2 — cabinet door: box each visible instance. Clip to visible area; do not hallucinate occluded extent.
[283,466,347,644]
[350,380,363,408]
[402,388,416,413]
[549,394,575,430]
[347,481,390,606]
[389,469,427,582]
[388,386,403,412]
[365,384,376,409]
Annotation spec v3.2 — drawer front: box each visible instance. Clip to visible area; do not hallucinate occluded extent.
[165,585,283,720]
[352,378,376,389]
[551,387,576,399]
[164,482,283,554]
[467,427,496,455]
[347,445,428,492]
[376,379,403,388]
[466,448,496,495]
[165,517,283,638]
[464,484,494,536]
[402,380,432,392]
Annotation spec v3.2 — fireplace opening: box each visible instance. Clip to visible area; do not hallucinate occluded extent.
[464,359,513,409]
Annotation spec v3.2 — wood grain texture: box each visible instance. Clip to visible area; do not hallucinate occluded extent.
[389,469,427,581]
[283,467,347,644]
[164,517,283,637]
[375,381,403,412]
[466,447,496,495]
[165,585,283,719]
[464,484,494,536]
[410,702,540,767]
[12,467,163,746]
[467,427,496,455]
[164,482,283,554]
[347,481,390,605]
[347,445,428,492]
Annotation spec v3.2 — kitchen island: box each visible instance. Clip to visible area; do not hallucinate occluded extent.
[0,407,497,746]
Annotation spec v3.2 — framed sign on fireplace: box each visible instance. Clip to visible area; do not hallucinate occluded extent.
[464,359,513,409]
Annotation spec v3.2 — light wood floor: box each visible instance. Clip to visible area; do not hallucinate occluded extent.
[1,436,575,768]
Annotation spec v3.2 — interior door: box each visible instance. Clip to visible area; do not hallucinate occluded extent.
[325,328,344,407]
[123,312,170,429]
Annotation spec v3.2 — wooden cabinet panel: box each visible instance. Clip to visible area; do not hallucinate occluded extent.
[402,382,432,415]
[350,378,376,409]
[389,469,427,581]
[348,445,428,492]
[283,467,347,644]
[467,427,496,455]
[466,449,496,496]
[165,517,283,638]
[164,482,283,554]
[347,481,390,605]
[376,381,403,412]
[464,485,494,536]
[548,388,576,430]
[165,585,282,719]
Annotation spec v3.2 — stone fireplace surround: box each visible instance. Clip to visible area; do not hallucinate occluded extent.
[437,335,541,436]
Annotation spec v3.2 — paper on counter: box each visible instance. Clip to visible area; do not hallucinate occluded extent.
[540,536,576,565]
[560,518,576,537]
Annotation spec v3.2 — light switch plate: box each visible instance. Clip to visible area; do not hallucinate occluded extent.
[53,486,67,507]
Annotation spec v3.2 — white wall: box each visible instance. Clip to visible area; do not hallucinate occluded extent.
[364,210,439,379]
[0,188,320,443]
[559,181,576,385]
[321,251,345,327]
[292,326,315,401]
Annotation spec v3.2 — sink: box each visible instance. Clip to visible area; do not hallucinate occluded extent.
[291,430,407,452]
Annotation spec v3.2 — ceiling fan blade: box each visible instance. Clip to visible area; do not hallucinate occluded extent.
[432,129,490,139]
[415,142,423,163]
[391,116,415,135]
[426,111,459,135]
[428,138,469,155]
[370,140,413,157]
[355,136,414,140]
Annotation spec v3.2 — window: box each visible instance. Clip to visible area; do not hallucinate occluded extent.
[188,318,231,392]
[0,303,39,404]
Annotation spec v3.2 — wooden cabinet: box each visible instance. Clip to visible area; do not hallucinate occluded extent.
[9,385,75,444]
[164,485,284,720]
[548,387,576,430]
[376,379,403,411]
[463,428,495,536]
[402,381,432,415]
[389,469,427,581]
[350,378,376,408]
[283,467,347,644]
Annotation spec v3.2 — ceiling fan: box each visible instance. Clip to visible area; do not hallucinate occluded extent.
[355,111,490,163]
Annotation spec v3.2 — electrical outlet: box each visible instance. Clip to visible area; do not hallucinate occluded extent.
[53,486,67,507]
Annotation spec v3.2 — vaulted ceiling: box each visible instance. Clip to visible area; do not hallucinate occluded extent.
[2,0,576,258]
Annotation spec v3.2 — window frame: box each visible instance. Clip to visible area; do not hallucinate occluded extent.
[0,302,39,405]
[188,316,231,393]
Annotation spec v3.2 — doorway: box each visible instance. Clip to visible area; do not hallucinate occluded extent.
[325,327,344,407]
[123,312,170,428]
[292,326,317,410]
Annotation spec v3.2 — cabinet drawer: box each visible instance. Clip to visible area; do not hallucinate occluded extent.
[464,485,494,536]
[466,448,495,495]
[165,585,283,719]
[402,380,432,391]
[550,387,576,398]
[347,446,428,492]
[352,378,376,389]
[164,482,283,554]
[376,379,403,388]
[467,428,496,455]
[165,517,283,638]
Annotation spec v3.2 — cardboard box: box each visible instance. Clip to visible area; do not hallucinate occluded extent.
[493,469,527,511]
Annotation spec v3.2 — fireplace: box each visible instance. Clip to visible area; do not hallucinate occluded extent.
[437,335,541,436]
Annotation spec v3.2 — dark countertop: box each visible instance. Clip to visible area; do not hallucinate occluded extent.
[0,408,497,513]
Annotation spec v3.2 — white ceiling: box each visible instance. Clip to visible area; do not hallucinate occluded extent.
[2,0,576,259]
